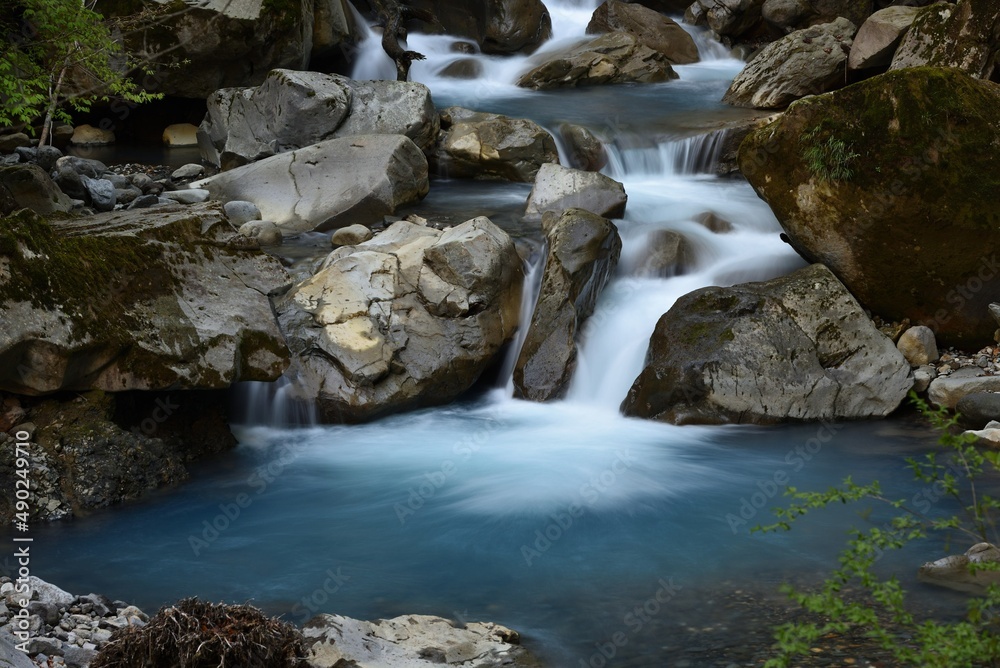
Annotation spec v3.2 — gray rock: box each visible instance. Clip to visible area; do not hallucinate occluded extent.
[27,578,74,609]
[62,644,98,668]
[14,146,62,171]
[80,176,116,212]
[723,18,857,109]
[848,6,920,71]
[0,632,34,667]
[330,224,372,247]
[524,163,627,222]
[622,264,913,424]
[114,186,142,205]
[928,371,1000,409]
[435,107,559,182]
[127,194,161,210]
[25,636,63,655]
[51,163,87,200]
[128,173,153,193]
[0,164,74,216]
[277,217,523,422]
[302,613,536,668]
[0,133,32,153]
[587,1,699,64]
[332,78,440,152]
[223,200,261,225]
[890,0,1000,80]
[193,135,429,233]
[0,204,290,394]
[635,229,695,277]
[170,163,205,181]
[27,600,60,625]
[956,392,1000,428]
[918,542,1000,594]
[896,325,939,366]
[913,364,937,393]
[513,209,622,401]
[55,156,107,179]
[161,188,210,204]
[761,0,808,32]
[518,32,678,89]
[559,124,607,172]
[698,0,764,37]
[238,220,283,245]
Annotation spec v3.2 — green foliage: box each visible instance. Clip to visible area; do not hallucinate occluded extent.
[800,129,860,184]
[0,0,161,141]
[756,392,1000,667]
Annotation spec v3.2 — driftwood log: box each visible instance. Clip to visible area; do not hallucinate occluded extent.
[368,0,437,81]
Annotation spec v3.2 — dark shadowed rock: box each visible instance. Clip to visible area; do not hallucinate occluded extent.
[587,1,700,64]
[518,33,678,89]
[0,165,73,216]
[890,0,1000,80]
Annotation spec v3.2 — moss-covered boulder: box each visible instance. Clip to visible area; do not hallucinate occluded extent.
[738,67,1000,346]
[621,264,912,425]
[889,0,1000,81]
[0,204,290,394]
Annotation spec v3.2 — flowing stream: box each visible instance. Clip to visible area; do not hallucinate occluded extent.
[15,2,989,665]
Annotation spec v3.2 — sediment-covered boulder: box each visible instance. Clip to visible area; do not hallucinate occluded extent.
[434,107,559,182]
[738,67,1000,346]
[513,209,622,402]
[518,33,678,89]
[848,6,921,72]
[587,1,700,64]
[0,204,290,395]
[722,18,857,109]
[621,264,912,424]
[0,164,73,215]
[889,0,1000,80]
[276,218,523,422]
[193,135,429,233]
[199,70,438,169]
[524,163,627,222]
[303,613,537,667]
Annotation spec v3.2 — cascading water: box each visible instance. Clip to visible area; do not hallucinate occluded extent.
[24,3,971,667]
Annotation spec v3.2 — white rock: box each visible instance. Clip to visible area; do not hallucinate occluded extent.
[330,224,373,247]
[524,163,627,222]
[224,200,261,226]
[161,188,210,204]
[170,163,205,181]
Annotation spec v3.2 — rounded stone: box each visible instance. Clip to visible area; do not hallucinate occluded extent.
[224,200,262,226]
[239,220,283,245]
[331,224,373,247]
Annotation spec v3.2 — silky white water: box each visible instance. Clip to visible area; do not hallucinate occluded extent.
[20,2,979,666]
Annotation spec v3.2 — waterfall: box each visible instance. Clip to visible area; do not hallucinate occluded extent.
[496,250,547,394]
[601,130,730,180]
[232,373,317,427]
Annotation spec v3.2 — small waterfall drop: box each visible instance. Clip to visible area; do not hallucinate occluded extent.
[496,250,547,394]
[232,373,317,427]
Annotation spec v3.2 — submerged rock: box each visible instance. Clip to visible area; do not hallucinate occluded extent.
[722,18,857,109]
[193,135,429,233]
[622,264,912,425]
[517,32,678,89]
[434,106,559,182]
[918,543,1000,594]
[513,209,622,402]
[738,67,1000,346]
[276,218,522,422]
[0,204,290,394]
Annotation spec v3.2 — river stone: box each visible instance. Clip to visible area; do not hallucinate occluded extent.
[0,632,34,668]
[276,217,522,422]
[405,0,552,54]
[559,124,607,172]
[0,164,74,216]
[14,145,62,172]
[587,1,700,64]
[738,67,1000,347]
[761,0,808,32]
[69,124,114,146]
[890,0,1000,80]
[929,372,1000,409]
[524,163,627,222]
[170,163,204,181]
[513,209,622,402]
[223,200,261,225]
[161,189,210,205]
[434,107,559,182]
[722,18,857,109]
[332,78,440,152]
[0,205,290,394]
[622,263,913,425]
[918,543,1000,594]
[896,325,939,366]
[80,176,116,212]
[330,224,372,247]
[162,123,199,147]
[0,133,32,153]
[955,392,1000,428]
[635,229,695,277]
[693,0,765,38]
[848,6,920,71]
[302,613,537,667]
[517,33,678,90]
[192,135,429,233]
[239,220,283,245]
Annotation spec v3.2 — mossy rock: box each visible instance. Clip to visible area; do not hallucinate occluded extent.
[889,0,1000,81]
[738,67,1000,347]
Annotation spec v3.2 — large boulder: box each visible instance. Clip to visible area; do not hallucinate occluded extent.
[513,209,622,402]
[517,33,678,90]
[405,0,552,54]
[737,67,1000,346]
[95,0,317,99]
[192,135,429,233]
[621,264,913,425]
[848,5,921,72]
[0,164,73,216]
[693,0,765,38]
[889,0,1000,81]
[434,107,559,182]
[276,218,523,422]
[0,205,290,394]
[587,1,700,65]
[722,18,857,109]
[524,163,628,222]
[303,614,537,667]
[199,70,439,169]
